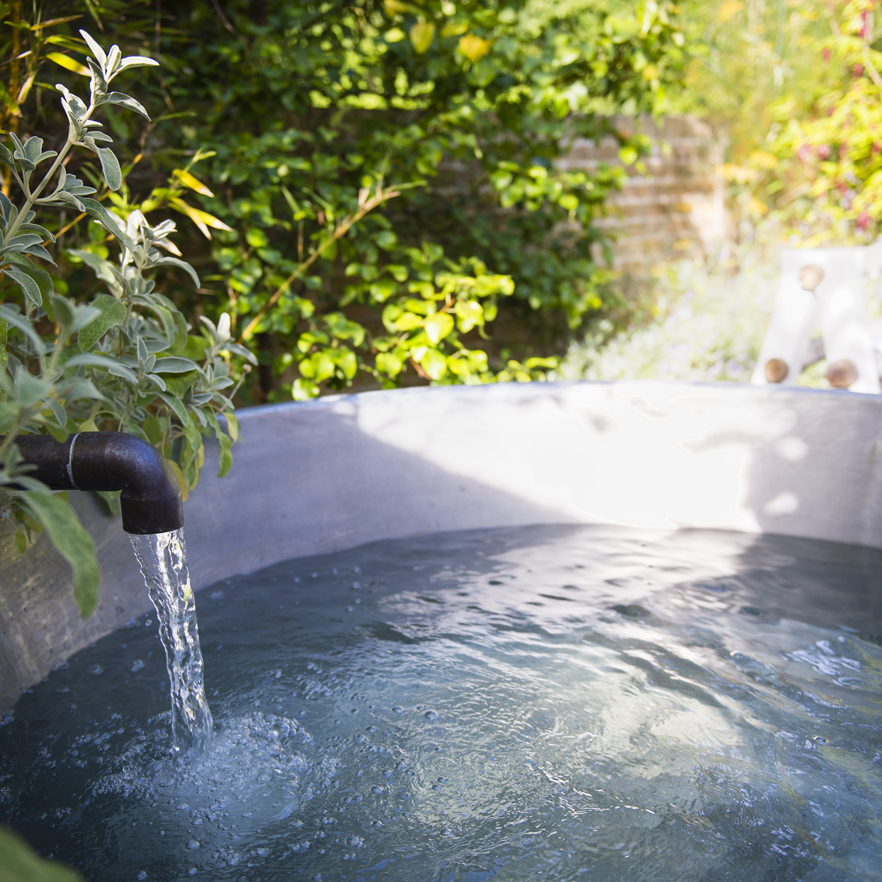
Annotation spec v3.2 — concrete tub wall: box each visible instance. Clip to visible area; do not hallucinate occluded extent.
[2,380,881,712]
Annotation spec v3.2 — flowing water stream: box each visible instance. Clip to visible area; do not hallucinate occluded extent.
[2,524,882,881]
[129,528,213,753]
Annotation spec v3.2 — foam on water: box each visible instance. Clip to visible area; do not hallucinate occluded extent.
[2,525,882,881]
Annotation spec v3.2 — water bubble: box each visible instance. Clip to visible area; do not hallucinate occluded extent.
[186,840,200,850]
[256,847,269,856]
[371,786,383,794]
[740,606,764,617]
[187,870,198,877]
[424,710,438,721]
[88,665,103,676]
[381,768,393,778]
[130,660,144,673]
[137,873,147,880]
[392,706,403,714]
[437,776,448,783]
[396,761,407,770]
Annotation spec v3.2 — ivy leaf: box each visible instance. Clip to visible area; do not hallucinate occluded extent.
[21,491,100,617]
[418,347,448,380]
[77,294,127,351]
[424,312,454,344]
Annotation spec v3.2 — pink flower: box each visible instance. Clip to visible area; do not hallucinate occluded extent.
[823,47,832,62]
[817,144,831,159]
[797,144,813,164]
[854,63,865,77]
[858,211,871,231]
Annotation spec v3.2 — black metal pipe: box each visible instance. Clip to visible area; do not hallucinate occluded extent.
[12,432,184,534]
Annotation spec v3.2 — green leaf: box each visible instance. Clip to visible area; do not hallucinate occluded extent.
[0,826,85,881]
[152,356,199,373]
[424,312,454,344]
[223,411,240,443]
[157,390,189,424]
[79,199,133,249]
[77,294,126,350]
[151,256,200,288]
[14,529,27,554]
[96,147,122,191]
[0,306,46,354]
[22,492,100,617]
[418,347,448,380]
[3,253,53,300]
[409,20,436,54]
[2,267,42,306]
[64,352,138,383]
[100,91,150,120]
[161,368,199,397]
[217,432,232,478]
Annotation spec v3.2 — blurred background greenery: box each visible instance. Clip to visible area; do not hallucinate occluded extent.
[2,0,880,399]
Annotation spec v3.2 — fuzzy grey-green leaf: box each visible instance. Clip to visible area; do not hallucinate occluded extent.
[22,492,100,617]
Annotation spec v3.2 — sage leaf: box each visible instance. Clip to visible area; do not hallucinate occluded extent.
[22,491,100,617]
[152,356,199,373]
[77,294,127,350]
[101,91,151,120]
[96,147,122,191]
[2,267,42,306]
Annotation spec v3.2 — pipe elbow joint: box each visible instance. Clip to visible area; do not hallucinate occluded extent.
[13,432,184,535]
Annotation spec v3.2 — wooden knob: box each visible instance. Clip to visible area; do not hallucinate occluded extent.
[764,358,789,383]
[799,264,825,292]
[826,359,858,388]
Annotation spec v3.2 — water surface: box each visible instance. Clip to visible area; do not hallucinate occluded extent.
[2,525,882,881]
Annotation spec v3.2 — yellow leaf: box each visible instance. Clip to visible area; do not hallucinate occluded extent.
[749,195,769,217]
[410,20,436,54]
[172,168,214,197]
[749,150,778,170]
[458,34,491,62]
[384,0,412,16]
[717,0,743,23]
[442,22,469,38]
[47,52,89,76]
[167,460,189,502]
[170,197,233,239]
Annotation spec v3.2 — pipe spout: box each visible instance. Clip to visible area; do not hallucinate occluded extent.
[12,432,184,535]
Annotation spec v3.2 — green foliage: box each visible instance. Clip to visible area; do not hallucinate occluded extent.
[1,30,251,613]
[11,0,685,402]
[0,825,84,882]
[671,0,882,244]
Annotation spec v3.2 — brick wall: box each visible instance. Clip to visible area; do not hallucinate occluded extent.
[557,115,733,274]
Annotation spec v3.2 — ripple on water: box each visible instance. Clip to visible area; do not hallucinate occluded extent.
[2,524,882,881]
